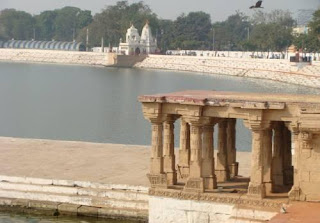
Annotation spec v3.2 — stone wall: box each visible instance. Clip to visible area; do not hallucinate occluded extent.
[0,49,113,66]
[135,55,320,88]
[149,196,278,223]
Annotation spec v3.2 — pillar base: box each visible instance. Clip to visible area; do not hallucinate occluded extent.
[165,172,177,186]
[184,178,204,193]
[247,183,266,199]
[215,169,228,182]
[204,175,217,190]
[264,182,272,196]
[147,174,167,188]
[289,187,304,201]
[229,162,239,178]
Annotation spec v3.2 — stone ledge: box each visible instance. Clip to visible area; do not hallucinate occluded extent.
[149,188,286,209]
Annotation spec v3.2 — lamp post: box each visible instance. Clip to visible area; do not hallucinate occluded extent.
[212,28,215,51]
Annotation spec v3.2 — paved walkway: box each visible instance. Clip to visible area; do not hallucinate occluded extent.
[0,137,251,186]
[270,202,320,223]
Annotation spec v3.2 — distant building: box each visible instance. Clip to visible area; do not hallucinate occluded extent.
[119,22,157,55]
[293,25,309,35]
[0,40,85,51]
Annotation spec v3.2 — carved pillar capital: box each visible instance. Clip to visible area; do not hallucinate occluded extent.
[184,116,210,126]
[144,113,165,124]
[244,119,270,131]
[285,121,300,134]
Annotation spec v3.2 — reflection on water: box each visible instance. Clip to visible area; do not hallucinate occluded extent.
[0,62,320,151]
[0,212,135,223]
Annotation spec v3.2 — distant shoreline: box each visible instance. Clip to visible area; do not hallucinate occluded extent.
[1,49,320,89]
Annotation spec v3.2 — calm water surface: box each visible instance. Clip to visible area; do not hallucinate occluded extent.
[1,62,320,151]
[0,212,135,223]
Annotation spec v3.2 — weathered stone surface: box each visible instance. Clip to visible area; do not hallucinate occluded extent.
[58,203,80,215]
[77,205,100,217]
[29,200,59,210]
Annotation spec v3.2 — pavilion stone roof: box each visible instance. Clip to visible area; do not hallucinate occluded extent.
[138,90,320,109]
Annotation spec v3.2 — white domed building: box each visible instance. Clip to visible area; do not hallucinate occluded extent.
[119,22,157,55]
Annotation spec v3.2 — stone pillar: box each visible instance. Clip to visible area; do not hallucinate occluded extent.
[288,127,301,200]
[184,117,204,192]
[282,126,293,186]
[216,119,229,182]
[272,122,284,192]
[146,114,167,188]
[178,119,190,181]
[245,120,270,199]
[202,119,217,190]
[263,128,273,196]
[289,130,312,201]
[163,115,177,186]
[227,118,238,178]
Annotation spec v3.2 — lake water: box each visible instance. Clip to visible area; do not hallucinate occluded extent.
[0,212,135,223]
[1,62,320,151]
[1,62,320,222]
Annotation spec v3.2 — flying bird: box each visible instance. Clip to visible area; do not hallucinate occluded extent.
[249,0,263,9]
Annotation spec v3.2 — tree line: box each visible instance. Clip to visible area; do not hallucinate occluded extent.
[0,1,319,53]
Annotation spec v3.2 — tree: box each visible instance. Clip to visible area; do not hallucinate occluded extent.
[34,11,57,40]
[0,9,34,40]
[52,7,92,41]
[307,9,320,36]
[213,12,250,51]
[170,11,211,50]
[78,1,159,48]
[247,10,295,53]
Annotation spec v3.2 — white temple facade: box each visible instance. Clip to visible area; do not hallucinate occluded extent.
[119,22,157,55]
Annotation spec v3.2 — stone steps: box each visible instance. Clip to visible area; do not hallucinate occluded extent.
[0,175,148,220]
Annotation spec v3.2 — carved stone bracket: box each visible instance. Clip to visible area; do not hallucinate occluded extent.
[301,132,313,150]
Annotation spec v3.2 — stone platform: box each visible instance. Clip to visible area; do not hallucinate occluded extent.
[0,137,251,186]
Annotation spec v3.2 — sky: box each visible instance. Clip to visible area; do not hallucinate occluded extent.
[1,0,319,22]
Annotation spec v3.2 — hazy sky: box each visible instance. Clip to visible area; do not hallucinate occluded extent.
[1,0,319,22]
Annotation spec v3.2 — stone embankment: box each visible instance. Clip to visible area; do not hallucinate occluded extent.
[0,49,113,66]
[135,55,320,88]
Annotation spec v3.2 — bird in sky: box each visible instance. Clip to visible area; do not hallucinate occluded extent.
[249,0,264,9]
